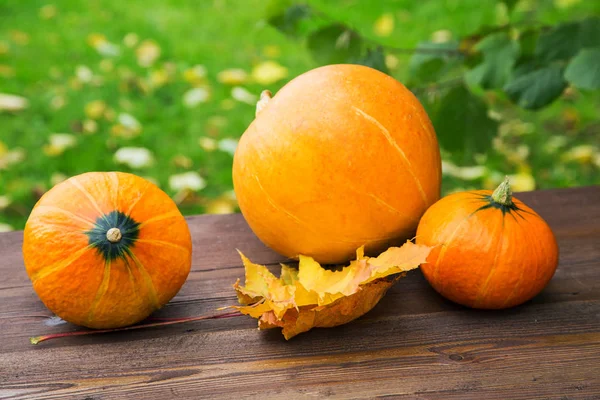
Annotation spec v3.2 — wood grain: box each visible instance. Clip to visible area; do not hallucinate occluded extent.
[0,186,599,399]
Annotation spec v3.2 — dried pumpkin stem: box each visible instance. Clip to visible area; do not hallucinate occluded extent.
[29,310,242,345]
[255,90,272,117]
[491,176,513,206]
[106,227,122,243]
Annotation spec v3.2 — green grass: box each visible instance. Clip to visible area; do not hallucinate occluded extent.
[1,0,599,231]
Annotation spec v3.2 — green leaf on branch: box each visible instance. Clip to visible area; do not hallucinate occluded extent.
[427,85,498,158]
[267,1,312,37]
[503,65,567,110]
[355,47,388,74]
[564,48,600,90]
[512,61,537,79]
[465,32,520,89]
[307,24,363,65]
[536,17,600,63]
[500,0,519,13]
[408,41,460,84]
[518,29,538,58]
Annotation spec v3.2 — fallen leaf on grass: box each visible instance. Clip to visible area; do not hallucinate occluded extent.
[136,40,161,67]
[0,223,13,233]
[251,61,288,85]
[229,241,430,339]
[87,33,120,57]
[114,147,154,169]
[43,134,77,156]
[0,93,28,111]
[168,171,206,192]
[217,68,248,85]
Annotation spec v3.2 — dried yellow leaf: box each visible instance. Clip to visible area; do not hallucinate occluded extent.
[230,241,430,339]
[251,61,288,85]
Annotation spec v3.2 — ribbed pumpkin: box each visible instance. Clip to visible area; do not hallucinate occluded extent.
[23,172,192,328]
[233,64,441,264]
[416,178,559,309]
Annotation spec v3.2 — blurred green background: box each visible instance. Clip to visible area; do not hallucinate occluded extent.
[1,0,599,232]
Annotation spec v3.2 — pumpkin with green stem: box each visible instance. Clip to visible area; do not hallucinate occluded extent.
[23,172,192,329]
[416,177,559,309]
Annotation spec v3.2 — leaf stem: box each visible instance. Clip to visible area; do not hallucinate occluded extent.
[305,6,465,56]
[30,311,243,345]
[410,77,465,94]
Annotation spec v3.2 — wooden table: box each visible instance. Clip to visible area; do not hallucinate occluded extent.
[1,186,599,399]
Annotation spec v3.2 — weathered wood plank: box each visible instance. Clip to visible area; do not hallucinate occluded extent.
[0,186,598,399]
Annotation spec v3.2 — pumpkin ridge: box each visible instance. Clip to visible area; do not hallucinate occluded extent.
[69,177,106,219]
[471,199,521,225]
[407,99,437,150]
[501,226,532,308]
[125,249,160,310]
[352,105,429,207]
[253,175,393,245]
[472,203,494,213]
[27,219,91,232]
[109,172,120,211]
[124,180,152,217]
[138,210,185,228]
[135,238,190,253]
[87,260,112,324]
[472,216,506,308]
[431,211,475,287]
[122,255,139,298]
[34,204,96,226]
[31,244,93,283]
[346,184,419,224]
[434,199,497,293]
[512,204,537,218]
[507,208,526,221]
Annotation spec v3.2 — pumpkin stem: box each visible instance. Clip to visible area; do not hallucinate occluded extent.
[491,176,513,206]
[255,90,272,117]
[106,227,122,243]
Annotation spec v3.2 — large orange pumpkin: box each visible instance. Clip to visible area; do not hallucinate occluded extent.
[416,178,559,309]
[233,64,441,264]
[23,172,192,328]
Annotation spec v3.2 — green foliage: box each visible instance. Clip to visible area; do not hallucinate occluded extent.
[408,41,461,85]
[565,48,600,90]
[354,47,388,74]
[267,0,600,161]
[267,1,313,37]
[466,33,520,90]
[504,66,567,110]
[306,24,362,65]
[427,85,498,158]
[500,0,519,13]
[535,17,600,62]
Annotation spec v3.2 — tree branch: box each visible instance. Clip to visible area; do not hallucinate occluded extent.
[410,77,465,95]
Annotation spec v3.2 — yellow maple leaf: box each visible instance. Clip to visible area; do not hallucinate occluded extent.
[230,241,430,339]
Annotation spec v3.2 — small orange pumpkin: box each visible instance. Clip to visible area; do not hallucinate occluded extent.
[416,178,559,309]
[233,64,441,264]
[23,172,192,328]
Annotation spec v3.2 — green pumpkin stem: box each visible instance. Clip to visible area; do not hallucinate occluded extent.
[491,176,513,206]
